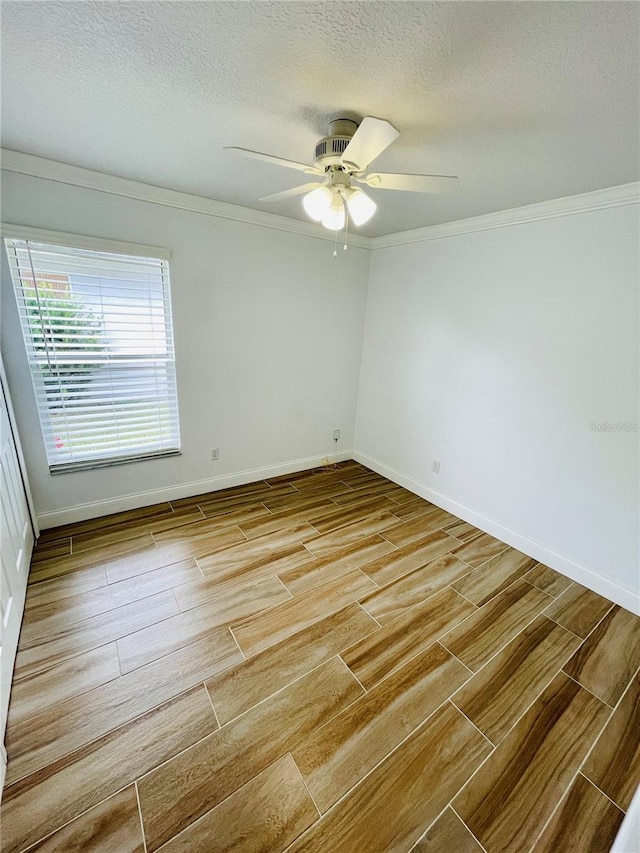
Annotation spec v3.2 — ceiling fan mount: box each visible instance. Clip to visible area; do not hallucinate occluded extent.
[225,114,459,230]
[313,118,359,169]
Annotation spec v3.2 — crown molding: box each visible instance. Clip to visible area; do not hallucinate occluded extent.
[369,182,639,249]
[2,149,637,251]
[0,149,370,249]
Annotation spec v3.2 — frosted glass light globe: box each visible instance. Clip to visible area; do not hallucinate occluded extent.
[302,186,333,221]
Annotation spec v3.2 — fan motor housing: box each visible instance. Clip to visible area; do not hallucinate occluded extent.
[314,118,358,168]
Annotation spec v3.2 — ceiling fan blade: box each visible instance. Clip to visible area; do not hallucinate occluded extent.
[340,117,399,171]
[224,147,322,175]
[358,172,460,194]
[259,182,323,203]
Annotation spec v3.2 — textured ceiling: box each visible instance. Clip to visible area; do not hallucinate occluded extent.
[1,1,639,237]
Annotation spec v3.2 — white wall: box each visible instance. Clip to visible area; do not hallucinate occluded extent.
[355,204,640,609]
[1,172,370,525]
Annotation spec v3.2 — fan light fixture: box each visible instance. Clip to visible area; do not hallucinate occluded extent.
[344,187,377,226]
[227,114,460,238]
[302,185,376,231]
[302,186,333,221]
[321,195,346,231]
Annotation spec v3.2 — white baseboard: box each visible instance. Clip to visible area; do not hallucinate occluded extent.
[37,450,354,529]
[354,450,640,616]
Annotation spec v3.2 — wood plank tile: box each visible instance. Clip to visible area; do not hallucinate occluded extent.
[302,510,401,557]
[452,614,582,744]
[28,785,145,853]
[582,672,640,810]
[102,543,219,583]
[338,471,388,488]
[412,808,482,853]
[265,461,361,487]
[544,582,613,638]
[198,483,298,516]
[28,535,156,583]
[452,547,537,606]
[172,569,288,614]
[292,467,367,491]
[231,570,376,657]
[153,505,271,544]
[440,579,553,672]
[377,485,418,504]
[524,562,573,597]
[11,465,634,853]
[71,507,205,553]
[155,754,318,853]
[307,495,399,534]
[198,491,276,516]
[454,672,610,852]
[342,588,476,689]
[278,534,395,596]
[5,628,241,784]
[95,526,244,585]
[207,603,377,725]
[532,773,625,853]
[137,657,363,852]
[196,543,311,591]
[21,583,144,642]
[359,553,472,624]
[31,538,71,564]
[23,560,200,639]
[14,590,180,681]
[7,643,121,728]
[359,530,462,587]
[25,565,107,606]
[294,643,470,812]
[105,557,202,602]
[135,506,206,535]
[239,498,337,540]
[386,497,437,521]
[171,480,273,509]
[118,576,290,673]
[449,531,510,568]
[441,520,483,543]
[35,502,174,543]
[563,605,640,706]
[155,524,247,561]
[2,686,217,853]
[196,523,315,575]
[383,508,458,547]
[261,486,351,513]
[287,703,492,853]
[331,481,409,506]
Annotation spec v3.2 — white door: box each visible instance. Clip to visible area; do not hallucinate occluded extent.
[0,369,35,787]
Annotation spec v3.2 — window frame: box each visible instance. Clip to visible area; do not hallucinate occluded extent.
[3,225,182,474]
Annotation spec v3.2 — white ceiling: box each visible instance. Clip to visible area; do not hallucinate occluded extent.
[1,1,638,238]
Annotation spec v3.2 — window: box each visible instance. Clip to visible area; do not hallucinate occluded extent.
[5,230,180,473]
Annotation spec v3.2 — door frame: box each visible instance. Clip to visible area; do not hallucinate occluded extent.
[0,356,38,540]
[0,354,38,794]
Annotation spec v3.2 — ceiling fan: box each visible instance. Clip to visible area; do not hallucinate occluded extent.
[225,117,459,230]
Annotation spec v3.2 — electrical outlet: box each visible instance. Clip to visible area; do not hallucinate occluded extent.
[210,447,219,461]
[432,459,441,473]
[333,429,341,441]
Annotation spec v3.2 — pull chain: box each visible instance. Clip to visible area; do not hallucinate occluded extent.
[343,207,349,252]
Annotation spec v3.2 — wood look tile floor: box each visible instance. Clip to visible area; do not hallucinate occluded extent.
[2,462,639,853]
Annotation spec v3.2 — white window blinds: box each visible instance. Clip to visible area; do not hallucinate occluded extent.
[5,236,181,473]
